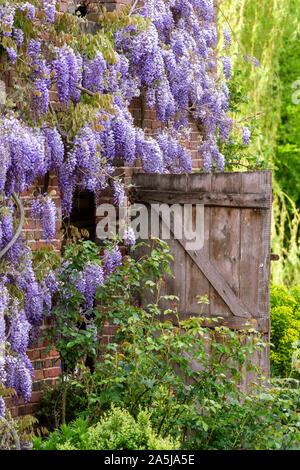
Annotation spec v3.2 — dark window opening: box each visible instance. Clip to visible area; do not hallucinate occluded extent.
[75,1,88,17]
[67,190,96,242]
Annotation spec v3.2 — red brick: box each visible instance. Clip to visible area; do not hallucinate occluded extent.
[43,359,52,368]
[34,370,44,381]
[103,325,119,335]
[27,349,41,360]
[30,392,43,403]
[100,335,109,345]
[44,367,61,378]
[49,347,59,357]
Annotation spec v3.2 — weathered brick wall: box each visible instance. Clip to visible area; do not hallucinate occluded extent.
[7,0,206,417]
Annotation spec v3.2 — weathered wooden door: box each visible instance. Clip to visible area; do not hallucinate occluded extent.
[131,170,272,378]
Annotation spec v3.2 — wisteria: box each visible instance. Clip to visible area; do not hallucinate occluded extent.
[13,28,23,47]
[19,3,35,20]
[43,127,64,170]
[103,247,122,275]
[82,51,106,94]
[9,305,31,355]
[0,117,47,195]
[43,0,56,24]
[52,46,82,106]
[223,27,232,49]
[0,3,15,37]
[221,56,232,80]
[5,355,34,403]
[0,396,5,418]
[113,181,125,206]
[0,269,54,410]
[242,126,251,146]
[6,47,16,64]
[31,195,57,243]
[124,227,136,247]
[75,262,104,309]
[113,0,231,170]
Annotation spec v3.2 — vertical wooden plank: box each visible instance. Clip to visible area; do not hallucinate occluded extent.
[158,206,187,316]
[240,172,272,376]
[209,173,242,318]
[185,175,212,318]
[240,172,272,319]
[239,207,263,316]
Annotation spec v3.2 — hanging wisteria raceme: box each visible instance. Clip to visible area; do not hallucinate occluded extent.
[52,45,83,106]
[123,227,136,247]
[75,262,104,309]
[43,0,56,24]
[13,27,23,47]
[31,194,57,243]
[0,116,49,195]
[103,247,122,275]
[223,27,232,50]
[82,51,106,94]
[4,355,34,404]
[113,181,125,206]
[19,2,35,20]
[242,126,251,146]
[0,2,15,37]
[6,46,17,64]
[0,265,54,408]
[43,127,64,170]
[8,303,31,355]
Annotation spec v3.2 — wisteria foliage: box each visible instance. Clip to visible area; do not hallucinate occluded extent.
[0,0,238,413]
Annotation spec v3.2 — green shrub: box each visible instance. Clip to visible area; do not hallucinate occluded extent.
[32,418,90,450]
[35,380,89,431]
[86,406,180,450]
[184,378,300,450]
[270,283,300,376]
[32,407,180,450]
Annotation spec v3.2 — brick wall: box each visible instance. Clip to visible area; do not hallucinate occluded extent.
[6,0,206,417]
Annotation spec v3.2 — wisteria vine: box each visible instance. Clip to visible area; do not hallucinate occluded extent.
[0,0,251,413]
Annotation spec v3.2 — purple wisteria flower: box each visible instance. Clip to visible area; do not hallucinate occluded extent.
[13,28,24,47]
[103,247,122,275]
[223,27,231,49]
[124,227,136,247]
[6,47,17,64]
[44,127,64,170]
[9,305,31,355]
[242,126,251,146]
[83,51,106,93]
[31,195,57,243]
[52,46,82,105]
[19,2,35,20]
[113,181,125,206]
[0,396,5,418]
[0,284,9,344]
[221,56,231,80]
[75,262,104,309]
[0,3,15,37]
[43,0,56,23]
